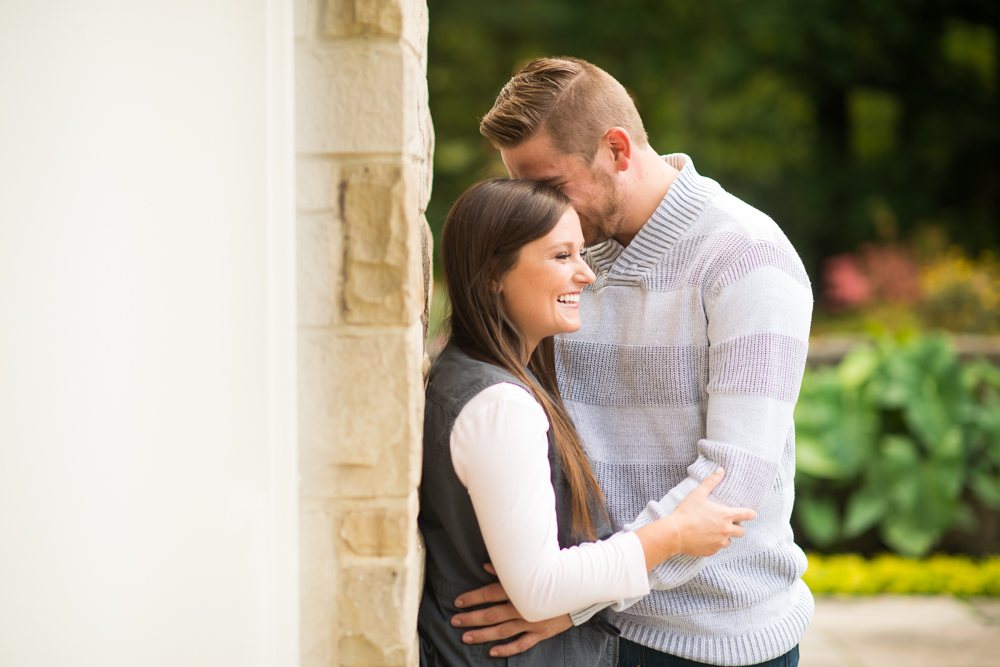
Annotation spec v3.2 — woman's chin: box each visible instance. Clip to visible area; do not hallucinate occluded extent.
[556,319,583,335]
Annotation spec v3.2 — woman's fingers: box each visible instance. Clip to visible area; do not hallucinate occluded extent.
[690,467,726,498]
[731,507,756,523]
[451,602,521,628]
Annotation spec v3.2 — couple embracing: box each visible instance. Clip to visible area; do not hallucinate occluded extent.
[418,57,814,667]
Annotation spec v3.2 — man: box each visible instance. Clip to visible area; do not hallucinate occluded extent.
[450,57,813,666]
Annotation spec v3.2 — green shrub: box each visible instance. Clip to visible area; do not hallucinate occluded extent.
[794,334,1000,557]
[804,553,1000,596]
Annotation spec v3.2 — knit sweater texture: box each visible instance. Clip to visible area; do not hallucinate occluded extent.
[555,154,815,666]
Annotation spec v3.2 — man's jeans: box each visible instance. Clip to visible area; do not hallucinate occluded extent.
[618,638,799,667]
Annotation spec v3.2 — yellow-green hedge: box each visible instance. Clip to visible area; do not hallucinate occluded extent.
[804,553,1000,595]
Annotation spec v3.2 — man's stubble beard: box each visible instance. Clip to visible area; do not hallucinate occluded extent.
[580,164,627,247]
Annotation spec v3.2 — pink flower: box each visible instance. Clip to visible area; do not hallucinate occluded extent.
[861,244,921,305]
[824,254,871,311]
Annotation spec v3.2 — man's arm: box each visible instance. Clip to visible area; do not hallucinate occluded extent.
[454,470,756,654]
[449,564,574,658]
[626,239,813,590]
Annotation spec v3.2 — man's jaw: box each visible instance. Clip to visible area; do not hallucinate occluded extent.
[580,214,618,247]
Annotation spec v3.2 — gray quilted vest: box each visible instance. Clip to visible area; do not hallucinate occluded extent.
[418,341,619,667]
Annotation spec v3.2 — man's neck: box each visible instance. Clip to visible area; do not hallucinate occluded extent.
[613,148,679,247]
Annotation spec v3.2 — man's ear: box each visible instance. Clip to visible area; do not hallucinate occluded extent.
[604,127,633,172]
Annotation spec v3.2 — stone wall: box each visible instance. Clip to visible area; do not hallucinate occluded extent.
[295,0,434,664]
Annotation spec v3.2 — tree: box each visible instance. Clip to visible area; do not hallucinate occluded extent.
[427,0,999,283]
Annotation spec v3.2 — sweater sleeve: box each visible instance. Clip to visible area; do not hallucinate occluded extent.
[623,242,813,590]
[451,383,650,622]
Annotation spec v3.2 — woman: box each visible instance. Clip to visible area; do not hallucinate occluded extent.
[418,178,754,666]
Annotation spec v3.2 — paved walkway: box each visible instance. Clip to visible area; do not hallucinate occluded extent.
[801,597,1000,666]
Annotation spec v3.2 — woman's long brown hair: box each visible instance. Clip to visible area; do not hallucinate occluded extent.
[442,178,608,540]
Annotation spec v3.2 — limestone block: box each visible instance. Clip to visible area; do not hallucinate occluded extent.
[323,0,428,63]
[298,212,340,328]
[341,161,421,326]
[300,499,338,667]
[402,489,424,658]
[403,48,434,214]
[333,324,424,499]
[418,111,434,214]
[408,153,432,219]
[403,0,429,71]
[302,328,406,468]
[324,0,401,38]
[298,324,423,498]
[297,43,405,155]
[338,561,417,666]
[419,214,432,345]
[339,503,409,557]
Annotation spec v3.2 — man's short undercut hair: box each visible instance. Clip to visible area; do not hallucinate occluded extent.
[480,57,648,164]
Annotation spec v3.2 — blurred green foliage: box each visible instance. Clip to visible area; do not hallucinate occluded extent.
[804,552,1000,595]
[427,0,999,282]
[794,335,1000,557]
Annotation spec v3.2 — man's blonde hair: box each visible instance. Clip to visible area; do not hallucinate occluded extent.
[480,57,647,163]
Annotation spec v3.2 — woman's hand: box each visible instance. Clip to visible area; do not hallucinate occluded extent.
[635,468,756,569]
[670,467,757,556]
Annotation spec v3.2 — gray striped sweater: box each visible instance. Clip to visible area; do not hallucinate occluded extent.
[555,154,814,666]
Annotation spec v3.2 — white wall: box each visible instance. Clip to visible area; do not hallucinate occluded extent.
[0,2,297,666]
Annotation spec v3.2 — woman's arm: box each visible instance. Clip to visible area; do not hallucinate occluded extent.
[451,383,650,622]
[452,384,755,623]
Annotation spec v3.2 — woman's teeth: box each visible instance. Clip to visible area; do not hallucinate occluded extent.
[557,294,579,304]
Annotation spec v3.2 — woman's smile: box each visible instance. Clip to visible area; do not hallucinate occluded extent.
[556,292,581,306]
[499,208,596,354]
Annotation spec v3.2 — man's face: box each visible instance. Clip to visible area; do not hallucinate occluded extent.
[500,132,625,247]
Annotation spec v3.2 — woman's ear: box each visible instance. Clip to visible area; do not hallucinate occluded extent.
[486,265,502,294]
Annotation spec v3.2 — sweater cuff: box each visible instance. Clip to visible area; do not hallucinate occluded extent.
[570,602,610,626]
[624,476,700,531]
[569,532,650,625]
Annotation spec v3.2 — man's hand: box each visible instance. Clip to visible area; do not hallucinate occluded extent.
[451,564,573,658]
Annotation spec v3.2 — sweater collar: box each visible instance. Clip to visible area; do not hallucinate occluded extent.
[585,154,720,284]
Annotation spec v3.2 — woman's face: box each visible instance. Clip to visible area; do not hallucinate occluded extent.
[499,207,596,354]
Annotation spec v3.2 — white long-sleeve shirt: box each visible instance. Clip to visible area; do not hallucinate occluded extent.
[450,382,650,623]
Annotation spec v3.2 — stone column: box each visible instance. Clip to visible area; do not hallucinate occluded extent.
[295,0,433,665]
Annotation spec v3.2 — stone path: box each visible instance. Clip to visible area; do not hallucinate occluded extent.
[801,597,1000,667]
